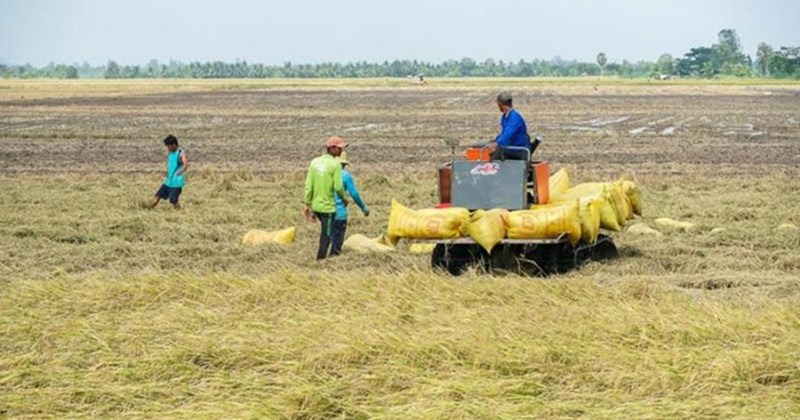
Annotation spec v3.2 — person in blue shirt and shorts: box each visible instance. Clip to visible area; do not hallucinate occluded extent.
[150,134,188,210]
[330,151,369,256]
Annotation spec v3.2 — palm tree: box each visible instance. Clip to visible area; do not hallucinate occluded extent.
[596,52,608,77]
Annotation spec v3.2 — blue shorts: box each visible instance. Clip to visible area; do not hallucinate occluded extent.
[155,184,182,204]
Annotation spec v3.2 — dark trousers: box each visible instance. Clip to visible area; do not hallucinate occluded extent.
[331,219,348,256]
[315,212,335,260]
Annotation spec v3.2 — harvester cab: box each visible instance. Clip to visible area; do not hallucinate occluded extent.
[437,137,548,211]
[431,137,618,276]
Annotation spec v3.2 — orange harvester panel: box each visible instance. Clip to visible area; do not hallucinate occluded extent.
[464,148,491,161]
[533,161,549,204]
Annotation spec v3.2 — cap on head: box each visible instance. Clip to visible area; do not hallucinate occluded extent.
[337,151,349,166]
[496,92,513,106]
[326,136,347,149]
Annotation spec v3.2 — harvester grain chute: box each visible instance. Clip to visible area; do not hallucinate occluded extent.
[430,138,618,275]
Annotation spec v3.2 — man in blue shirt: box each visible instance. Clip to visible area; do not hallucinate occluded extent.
[488,92,530,160]
[331,152,370,256]
[150,134,188,209]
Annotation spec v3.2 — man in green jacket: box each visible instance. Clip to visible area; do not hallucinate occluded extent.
[305,136,349,260]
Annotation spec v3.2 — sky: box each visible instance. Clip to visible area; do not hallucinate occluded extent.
[0,0,798,66]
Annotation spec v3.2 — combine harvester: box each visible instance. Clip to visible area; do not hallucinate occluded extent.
[426,140,622,276]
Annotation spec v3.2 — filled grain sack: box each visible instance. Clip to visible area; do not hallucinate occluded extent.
[242,227,296,246]
[551,185,621,232]
[576,196,601,243]
[343,234,396,254]
[387,199,469,239]
[617,180,642,216]
[654,218,696,231]
[568,183,632,223]
[507,200,582,245]
[376,233,399,247]
[466,209,509,252]
[549,168,571,198]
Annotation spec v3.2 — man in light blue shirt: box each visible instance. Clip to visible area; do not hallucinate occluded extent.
[150,134,187,209]
[331,152,369,256]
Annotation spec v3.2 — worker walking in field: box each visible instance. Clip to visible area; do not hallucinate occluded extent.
[330,151,370,256]
[304,136,349,260]
[150,134,187,210]
[487,92,531,160]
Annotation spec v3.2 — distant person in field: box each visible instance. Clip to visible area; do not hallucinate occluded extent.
[487,91,530,160]
[330,151,370,256]
[150,134,187,210]
[304,136,349,260]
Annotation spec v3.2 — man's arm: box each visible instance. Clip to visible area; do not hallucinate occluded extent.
[176,150,188,176]
[333,163,348,207]
[304,164,314,207]
[344,174,368,215]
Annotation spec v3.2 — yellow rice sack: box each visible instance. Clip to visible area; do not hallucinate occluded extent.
[549,168,571,198]
[466,209,509,252]
[508,200,582,245]
[343,234,395,254]
[387,199,469,239]
[551,186,621,232]
[618,180,642,216]
[610,182,634,221]
[241,227,296,246]
[376,233,399,247]
[654,218,696,231]
[569,183,631,224]
[577,196,601,243]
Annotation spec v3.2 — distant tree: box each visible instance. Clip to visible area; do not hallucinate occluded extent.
[64,65,78,79]
[656,53,674,75]
[596,52,608,76]
[51,64,78,79]
[768,46,800,78]
[716,30,742,55]
[459,57,477,76]
[756,42,774,76]
[617,60,634,77]
[126,65,141,78]
[145,59,161,78]
[677,47,717,77]
[104,60,120,79]
[713,29,748,75]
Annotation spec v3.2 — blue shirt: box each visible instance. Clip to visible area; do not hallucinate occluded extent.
[335,169,368,220]
[495,109,529,150]
[164,148,185,188]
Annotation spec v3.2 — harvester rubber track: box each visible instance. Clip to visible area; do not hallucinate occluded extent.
[431,234,618,276]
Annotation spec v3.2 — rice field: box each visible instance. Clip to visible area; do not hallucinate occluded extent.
[1,78,799,418]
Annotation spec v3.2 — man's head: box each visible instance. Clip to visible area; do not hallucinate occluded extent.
[496,92,513,113]
[163,134,179,151]
[325,136,347,157]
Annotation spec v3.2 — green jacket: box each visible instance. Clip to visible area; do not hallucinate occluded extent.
[305,154,346,213]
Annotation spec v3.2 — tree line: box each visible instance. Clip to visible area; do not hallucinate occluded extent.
[1,29,798,79]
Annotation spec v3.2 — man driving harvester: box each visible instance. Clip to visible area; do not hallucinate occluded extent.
[487,92,531,160]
